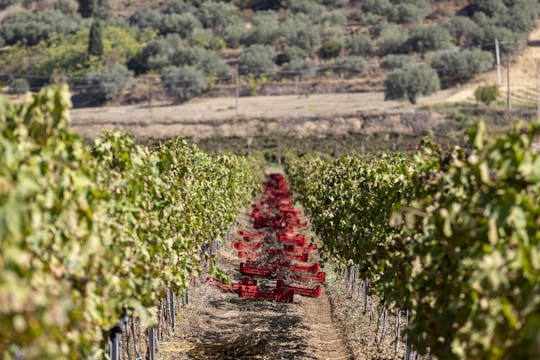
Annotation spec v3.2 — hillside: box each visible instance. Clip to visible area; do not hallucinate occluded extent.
[0,0,538,106]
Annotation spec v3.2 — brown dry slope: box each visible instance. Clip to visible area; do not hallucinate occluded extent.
[159,224,352,360]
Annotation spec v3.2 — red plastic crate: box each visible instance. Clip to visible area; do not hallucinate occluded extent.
[239,262,275,277]
[291,271,326,283]
[284,244,318,253]
[266,249,309,262]
[238,251,261,260]
[237,231,265,241]
[206,277,258,292]
[238,287,294,303]
[278,234,307,246]
[276,280,322,298]
[288,263,320,274]
[233,242,263,251]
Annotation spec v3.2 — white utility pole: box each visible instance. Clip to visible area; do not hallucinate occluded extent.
[495,39,502,86]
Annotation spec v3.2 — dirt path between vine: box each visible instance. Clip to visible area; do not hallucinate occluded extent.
[159,220,353,360]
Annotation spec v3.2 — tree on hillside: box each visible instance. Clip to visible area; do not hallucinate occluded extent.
[88,21,104,57]
[384,63,440,104]
[237,45,276,77]
[161,66,208,102]
[77,0,107,18]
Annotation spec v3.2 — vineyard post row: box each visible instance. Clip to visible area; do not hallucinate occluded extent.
[286,122,540,359]
[0,85,264,358]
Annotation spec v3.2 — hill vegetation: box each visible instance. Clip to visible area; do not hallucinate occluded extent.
[0,0,538,105]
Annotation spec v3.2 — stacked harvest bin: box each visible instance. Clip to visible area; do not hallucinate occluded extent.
[208,173,325,302]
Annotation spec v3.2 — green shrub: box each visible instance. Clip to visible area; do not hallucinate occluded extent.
[161,65,208,102]
[0,10,83,46]
[189,28,225,51]
[286,0,327,23]
[83,64,134,104]
[195,1,236,32]
[141,34,182,71]
[0,26,141,80]
[161,13,202,38]
[334,56,367,77]
[376,24,408,55]
[444,16,480,45]
[384,63,440,104]
[54,0,77,14]
[471,0,507,17]
[281,59,316,78]
[474,83,499,105]
[165,0,195,14]
[246,11,280,45]
[237,44,276,77]
[380,54,413,70]
[8,78,30,94]
[431,49,493,83]
[223,15,248,48]
[345,34,372,56]
[389,3,429,24]
[476,24,527,56]
[276,46,308,65]
[358,0,392,16]
[318,39,342,60]
[140,34,230,78]
[280,13,321,53]
[320,10,348,27]
[129,7,163,30]
[407,25,452,53]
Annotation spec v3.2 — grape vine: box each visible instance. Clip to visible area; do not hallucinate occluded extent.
[287,122,540,359]
[0,85,263,358]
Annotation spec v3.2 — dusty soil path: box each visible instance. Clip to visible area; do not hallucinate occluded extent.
[159,197,352,359]
[159,239,352,360]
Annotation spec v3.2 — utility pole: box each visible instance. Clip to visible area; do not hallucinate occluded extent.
[495,39,502,86]
[507,59,511,112]
[537,60,540,120]
[235,64,239,116]
[147,78,153,114]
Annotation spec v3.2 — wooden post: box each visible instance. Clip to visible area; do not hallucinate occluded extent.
[147,327,156,360]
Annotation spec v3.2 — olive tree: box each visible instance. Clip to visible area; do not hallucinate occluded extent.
[161,65,208,102]
[407,25,452,53]
[431,49,493,83]
[384,63,440,104]
[84,64,134,104]
[345,34,372,56]
[237,44,277,77]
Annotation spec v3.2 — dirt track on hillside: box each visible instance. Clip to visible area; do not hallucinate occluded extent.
[71,92,409,139]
